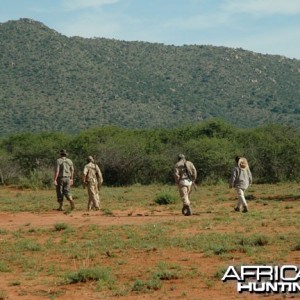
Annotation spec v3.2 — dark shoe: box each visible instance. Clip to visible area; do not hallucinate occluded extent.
[57,204,63,211]
[242,207,249,213]
[234,207,240,212]
[182,205,192,216]
[70,200,75,210]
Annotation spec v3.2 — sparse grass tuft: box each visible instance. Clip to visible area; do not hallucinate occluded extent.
[64,267,114,285]
[0,262,10,272]
[239,234,269,247]
[131,277,162,292]
[54,223,69,231]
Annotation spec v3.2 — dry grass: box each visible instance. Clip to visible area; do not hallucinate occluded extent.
[0,183,300,299]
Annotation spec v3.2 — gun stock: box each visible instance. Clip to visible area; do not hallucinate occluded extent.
[192,182,198,191]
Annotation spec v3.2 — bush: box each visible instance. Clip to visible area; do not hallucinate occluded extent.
[153,270,179,280]
[54,223,69,231]
[239,234,269,247]
[131,278,162,292]
[3,122,300,186]
[154,193,177,205]
[65,267,113,284]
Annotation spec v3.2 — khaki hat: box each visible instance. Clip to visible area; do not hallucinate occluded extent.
[87,156,94,163]
[238,157,249,169]
[178,154,185,160]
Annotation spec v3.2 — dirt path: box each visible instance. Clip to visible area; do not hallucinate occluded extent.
[0,210,188,230]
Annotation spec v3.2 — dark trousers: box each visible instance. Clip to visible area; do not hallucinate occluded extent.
[56,177,72,203]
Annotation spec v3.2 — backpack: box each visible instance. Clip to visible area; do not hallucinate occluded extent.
[86,163,100,183]
[59,158,72,177]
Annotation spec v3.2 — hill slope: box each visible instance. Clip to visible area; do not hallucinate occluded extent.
[1,18,300,135]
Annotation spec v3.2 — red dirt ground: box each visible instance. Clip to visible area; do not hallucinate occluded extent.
[0,210,295,300]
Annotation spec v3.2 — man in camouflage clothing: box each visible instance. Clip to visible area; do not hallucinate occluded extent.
[174,154,197,216]
[82,156,103,211]
[53,149,75,211]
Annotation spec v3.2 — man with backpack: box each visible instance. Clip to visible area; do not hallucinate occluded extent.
[54,149,75,211]
[82,156,103,211]
[174,154,197,216]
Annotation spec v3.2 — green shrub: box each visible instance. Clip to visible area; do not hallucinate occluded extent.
[239,234,269,247]
[0,262,10,272]
[292,241,300,251]
[65,267,113,284]
[54,223,69,231]
[131,277,162,292]
[16,239,42,252]
[154,193,177,205]
[153,270,179,280]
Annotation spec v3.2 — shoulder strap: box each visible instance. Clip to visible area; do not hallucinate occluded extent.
[184,161,192,181]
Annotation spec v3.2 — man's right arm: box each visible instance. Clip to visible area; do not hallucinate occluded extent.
[229,168,236,188]
[174,167,180,184]
[82,166,87,188]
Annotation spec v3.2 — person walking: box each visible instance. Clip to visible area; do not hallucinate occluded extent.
[53,149,75,211]
[229,156,252,213]
[174,154,197,216]
[82,156,103,211]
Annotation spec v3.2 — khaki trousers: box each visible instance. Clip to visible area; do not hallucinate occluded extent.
[236,188,248,209]
[178,184,192,206]
[87,184,100,210]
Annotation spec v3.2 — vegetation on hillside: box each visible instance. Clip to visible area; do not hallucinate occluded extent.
[1,18,300,135]
[1,119,300,187]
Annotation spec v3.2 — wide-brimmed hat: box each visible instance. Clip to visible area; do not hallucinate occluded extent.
[60,149,68,156]
[238,157,249,169]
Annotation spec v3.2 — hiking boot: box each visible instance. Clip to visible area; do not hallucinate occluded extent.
[234,207,240,212]
[182,205,192,216]
[242,207,249,213]
[69,200,75,210]
[57,203,63,211]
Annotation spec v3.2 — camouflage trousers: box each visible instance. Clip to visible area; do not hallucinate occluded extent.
[87,183,100,210]
[56,177,72,203]
[178,184,192,206]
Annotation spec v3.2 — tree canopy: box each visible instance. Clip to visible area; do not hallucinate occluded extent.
[1,120,300,187]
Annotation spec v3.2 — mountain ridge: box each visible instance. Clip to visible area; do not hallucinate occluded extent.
[1,18,300,135]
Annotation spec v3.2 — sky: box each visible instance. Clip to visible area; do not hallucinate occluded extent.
[1,0,300,60]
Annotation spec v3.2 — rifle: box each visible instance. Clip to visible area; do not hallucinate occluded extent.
[184,161,197,191]
[93,155,102,190]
